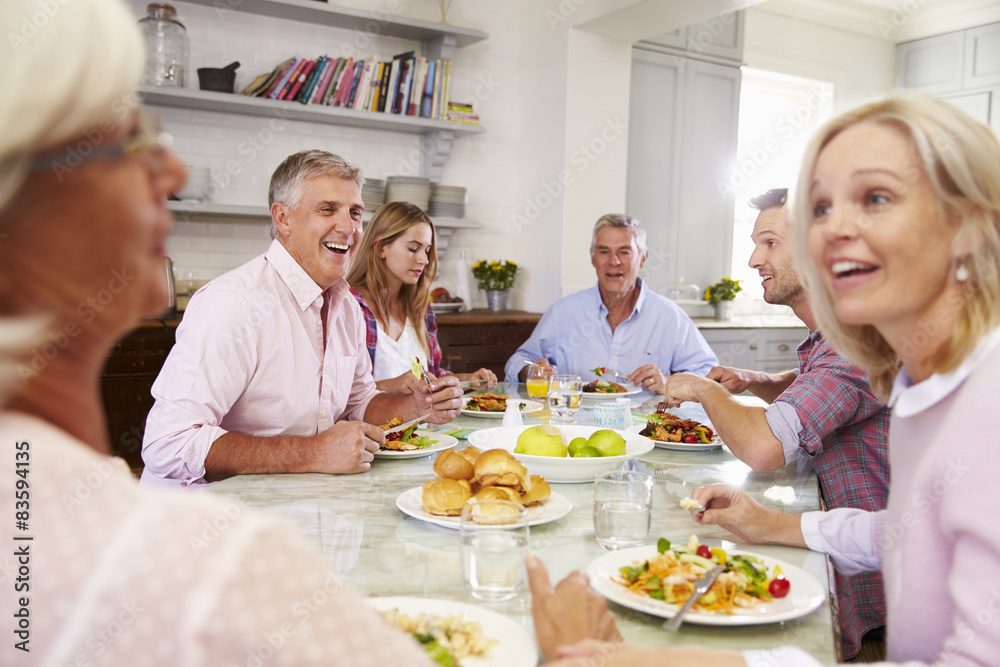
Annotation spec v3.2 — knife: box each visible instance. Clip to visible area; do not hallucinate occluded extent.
[662,564,725,631]
[384,414,431,435]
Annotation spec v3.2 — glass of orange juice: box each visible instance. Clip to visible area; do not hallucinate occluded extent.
[526,363,556,399]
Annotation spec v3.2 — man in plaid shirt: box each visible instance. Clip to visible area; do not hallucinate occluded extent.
[663,188,889,660]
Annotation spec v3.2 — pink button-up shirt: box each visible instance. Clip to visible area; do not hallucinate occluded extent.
[140,240,379,489]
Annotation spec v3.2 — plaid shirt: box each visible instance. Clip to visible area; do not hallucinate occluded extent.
[350,288,449,377]
[777,330,890,658]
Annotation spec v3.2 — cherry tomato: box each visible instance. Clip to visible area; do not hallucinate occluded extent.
[696,544,712,559]
[682,434,699,444]
[769,576,790,598]
[704,427,715,438]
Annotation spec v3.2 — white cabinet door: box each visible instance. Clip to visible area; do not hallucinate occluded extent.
[699,327,807,373]
[897,31,965,94]
[639,12,744,63]
[943,91,992,125]
[627,49,741,294]
[699,329,757,370]
[964,23,1000,89]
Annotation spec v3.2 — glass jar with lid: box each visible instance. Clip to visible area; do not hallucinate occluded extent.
[138,4,189,88]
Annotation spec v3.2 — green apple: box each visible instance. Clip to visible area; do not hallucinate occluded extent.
[572,445,602,458]
[514,424,568,457]
[567,437,590,457]
[588,429,626,457]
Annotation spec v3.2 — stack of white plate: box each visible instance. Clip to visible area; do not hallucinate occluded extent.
[428,184,466,219]
[385,176,431,211]
[362,178,385,212]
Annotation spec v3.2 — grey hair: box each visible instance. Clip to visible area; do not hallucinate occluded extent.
[0,0,143,402]
[0,0,144,213]
[590,213,648,257]
[268,150,364,239]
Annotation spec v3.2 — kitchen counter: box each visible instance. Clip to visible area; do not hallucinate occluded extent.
[693,316,807,329]
[206,390,837,663]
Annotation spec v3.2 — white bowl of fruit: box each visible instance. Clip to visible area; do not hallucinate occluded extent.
[467,424,654,483]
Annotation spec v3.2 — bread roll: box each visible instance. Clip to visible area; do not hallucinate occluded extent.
[457,446,482,466]
[474,449,530,494]
[519,475,551,506]
[433,449,475,481]
[466,499,524,525]
[421,478,472,516]
[472,485,523,505]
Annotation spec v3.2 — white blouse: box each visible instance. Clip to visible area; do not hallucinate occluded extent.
[372,318,427,381]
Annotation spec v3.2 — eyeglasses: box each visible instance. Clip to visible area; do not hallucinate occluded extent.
[30,111,174,174]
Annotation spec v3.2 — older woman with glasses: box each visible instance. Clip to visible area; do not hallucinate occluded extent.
[0,1,441,664]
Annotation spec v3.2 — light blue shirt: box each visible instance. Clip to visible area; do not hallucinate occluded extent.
[504,279,718,383]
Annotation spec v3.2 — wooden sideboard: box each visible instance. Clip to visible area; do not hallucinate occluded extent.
[434,309,541,378]
[100,309,541,472]
[100,320,178,474]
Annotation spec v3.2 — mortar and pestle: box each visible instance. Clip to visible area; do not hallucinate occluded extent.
[197,61,240,93]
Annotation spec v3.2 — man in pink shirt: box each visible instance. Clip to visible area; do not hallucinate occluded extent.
[140,151,462,489]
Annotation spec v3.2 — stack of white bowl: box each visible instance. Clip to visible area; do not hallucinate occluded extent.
[362,178,385,212]
[428,184,466,219]
[385,176,431,211]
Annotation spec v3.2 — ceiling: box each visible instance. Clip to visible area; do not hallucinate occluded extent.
[756,0,1000,42]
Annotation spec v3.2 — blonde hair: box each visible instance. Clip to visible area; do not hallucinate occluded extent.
[0,0,144,212]
[346,202,438,357]
[790,95,1000,398]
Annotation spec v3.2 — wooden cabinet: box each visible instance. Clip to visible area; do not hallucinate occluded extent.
[434,310,541,378]
[100,321,177,474]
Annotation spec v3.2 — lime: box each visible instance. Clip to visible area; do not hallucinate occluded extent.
[567,437,589,457]
[572,445,602,458]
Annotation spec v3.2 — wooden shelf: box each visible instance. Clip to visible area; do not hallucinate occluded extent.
[142,87,485,135]
[179,0,487,48]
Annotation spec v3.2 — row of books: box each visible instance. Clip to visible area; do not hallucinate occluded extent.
[240,52,457,121]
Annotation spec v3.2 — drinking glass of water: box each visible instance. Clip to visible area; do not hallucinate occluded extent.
[547,374,582,423]
[460,500,529,601]
[593,471,653,550]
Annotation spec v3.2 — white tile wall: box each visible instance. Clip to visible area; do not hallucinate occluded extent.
[129,0,524,298]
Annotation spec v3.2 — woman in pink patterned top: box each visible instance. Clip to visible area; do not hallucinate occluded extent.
[346,201,495,394]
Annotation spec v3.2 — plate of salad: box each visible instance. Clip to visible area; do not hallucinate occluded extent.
[586,536,825,626]
[371,596,537,667]
[631,412,724,451]
[374,431,459,459]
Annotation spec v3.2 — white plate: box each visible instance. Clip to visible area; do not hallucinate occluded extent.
[460,399,544,418]
[580,385,643,403]
[586,546,825,626]
[629,424,723,451]
[395,486,573,529]
[370,596,538,667]
[431,302,463,313]
[374,431,459,459]
[467,425,655,483]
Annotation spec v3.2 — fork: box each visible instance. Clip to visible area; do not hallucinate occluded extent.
[419,369,433,391]
[655,401,672,414]
[605,368,631,383]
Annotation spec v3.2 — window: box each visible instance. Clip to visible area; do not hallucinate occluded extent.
[728,70,834,300]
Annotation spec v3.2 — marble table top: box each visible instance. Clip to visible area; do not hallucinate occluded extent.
[206,389,837,664]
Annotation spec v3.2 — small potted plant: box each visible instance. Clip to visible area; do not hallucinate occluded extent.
[471,259,518,311]
[704,276,742,320]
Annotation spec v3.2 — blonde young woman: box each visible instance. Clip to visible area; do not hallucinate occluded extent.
[540,96,1000,666]
[347,201,495,394]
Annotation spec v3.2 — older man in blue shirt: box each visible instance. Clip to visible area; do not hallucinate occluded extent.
[505,214,717,387]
